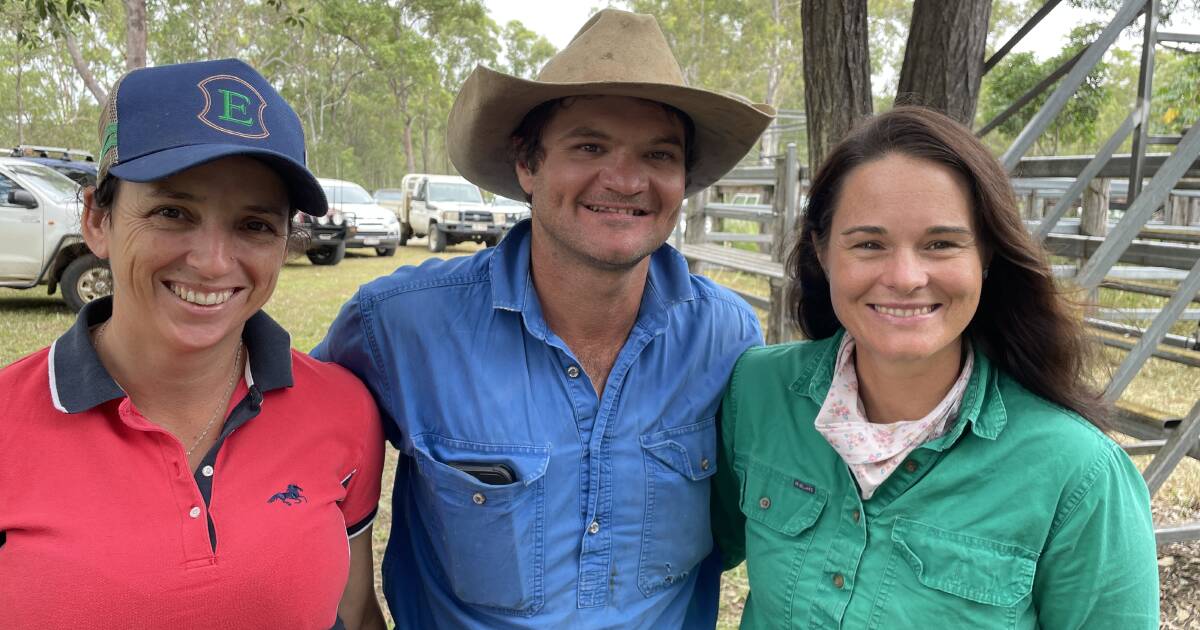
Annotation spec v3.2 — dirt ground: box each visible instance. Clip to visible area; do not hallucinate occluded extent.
[1157,503,1200,629]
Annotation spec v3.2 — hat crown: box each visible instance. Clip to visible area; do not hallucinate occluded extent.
[536,9,686,86]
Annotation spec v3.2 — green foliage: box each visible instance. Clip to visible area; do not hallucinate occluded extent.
[1152,49,1200,135]
[502,20,555,79]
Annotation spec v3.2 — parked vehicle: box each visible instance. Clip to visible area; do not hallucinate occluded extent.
[10,146,98,187]
[491,194,531,218]
[400,174,518,252]
[319,178,402,256]
[293,205,351,266]
[0,157,110,310]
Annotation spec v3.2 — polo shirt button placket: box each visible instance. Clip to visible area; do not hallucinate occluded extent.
[201,465,214,478]
[188,506,201,519]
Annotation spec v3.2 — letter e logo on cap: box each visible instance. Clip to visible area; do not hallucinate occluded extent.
[196,74,269,139]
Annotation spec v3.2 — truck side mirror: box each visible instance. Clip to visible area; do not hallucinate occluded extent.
[7,189,37,208]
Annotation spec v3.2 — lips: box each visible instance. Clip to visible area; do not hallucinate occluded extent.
[583,203,648,217]
[168,282,237,306]
[871,304,939,317]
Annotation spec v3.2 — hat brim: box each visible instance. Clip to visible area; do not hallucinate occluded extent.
[108,144,328,216]
[447,65,775,201]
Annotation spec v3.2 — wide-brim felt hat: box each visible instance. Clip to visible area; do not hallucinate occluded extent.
[447,9,775,200]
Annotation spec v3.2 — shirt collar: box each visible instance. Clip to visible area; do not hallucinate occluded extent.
[489,218,698,339]
[49,296,294,414]
[790,328,1008,442]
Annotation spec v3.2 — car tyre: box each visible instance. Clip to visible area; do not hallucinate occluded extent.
[376,246,396,257]
[398,223,412,246]
[428,224,447,253]
[61,254,112,312]
[483,236,499,248]
[307,242,346,266]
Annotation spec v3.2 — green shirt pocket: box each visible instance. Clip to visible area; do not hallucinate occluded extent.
[739,460,826,535]
[890,518,1038,608]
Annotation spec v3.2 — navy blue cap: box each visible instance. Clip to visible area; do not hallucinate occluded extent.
[98,58,327,216]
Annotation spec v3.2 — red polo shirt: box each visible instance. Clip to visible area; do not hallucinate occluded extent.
[0,300,384,629]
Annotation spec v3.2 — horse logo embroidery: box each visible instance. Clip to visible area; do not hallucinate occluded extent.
[267,484,307,506]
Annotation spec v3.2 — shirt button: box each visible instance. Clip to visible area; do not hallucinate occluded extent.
[188,506,201,519]
[472,492,486,505]
[852,510,861,523]
[566,365,581,378]
[700,458,710,471]
[759,496,771,509]
[904,460,919,473]
[588,520,601,535]
[201,465,214,478]
[832,573,845,589]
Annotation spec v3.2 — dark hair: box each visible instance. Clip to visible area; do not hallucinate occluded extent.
[87,174,308,255]
[788,106,1106,426]
[509,96,697,202]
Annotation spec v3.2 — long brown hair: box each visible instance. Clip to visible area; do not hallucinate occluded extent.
[788,106,1106,426]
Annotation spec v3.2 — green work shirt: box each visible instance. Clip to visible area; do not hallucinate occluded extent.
[712,331,1159,629]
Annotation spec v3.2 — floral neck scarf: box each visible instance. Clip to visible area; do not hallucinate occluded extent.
[814,332,974,500]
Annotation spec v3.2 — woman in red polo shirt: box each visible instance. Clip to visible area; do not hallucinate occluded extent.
[0,60,386,630]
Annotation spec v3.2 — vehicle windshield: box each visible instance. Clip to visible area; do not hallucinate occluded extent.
[492,196,527,207]
[323,183,375,204]
[375,190,404,201]
[429,183,483,204]
[8,163,78,201]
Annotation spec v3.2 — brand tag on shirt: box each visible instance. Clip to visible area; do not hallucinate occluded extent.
[793,479,815,494]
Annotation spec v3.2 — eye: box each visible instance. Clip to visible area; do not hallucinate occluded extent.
[648,150,678,162]
[576,143,602,153]
[852,240,884,250]
[244,219,274,233]
[927,240,962,250]
[152,206,186,220]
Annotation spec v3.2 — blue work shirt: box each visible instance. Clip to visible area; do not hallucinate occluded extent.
[313,220,762,629]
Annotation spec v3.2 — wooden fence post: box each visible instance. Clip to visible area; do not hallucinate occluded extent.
[684,188,708,273]
[1167,194,1189,225]
[1081,178,1110,237]
[1190,197,1200,226]
[767,143,800,344]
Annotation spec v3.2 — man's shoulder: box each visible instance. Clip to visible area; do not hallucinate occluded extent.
[355,248,494,307]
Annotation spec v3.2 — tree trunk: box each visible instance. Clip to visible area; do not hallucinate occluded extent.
[801,0,872,175]
[894,0,991,124]
[64,30,108,104]
[123,0,147,70]
[759,0,785,163]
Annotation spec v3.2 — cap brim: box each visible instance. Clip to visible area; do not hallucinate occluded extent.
[108,144,328,216]
[447,65,775,201]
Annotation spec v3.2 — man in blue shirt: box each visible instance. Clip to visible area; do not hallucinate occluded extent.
[314,9,773,628]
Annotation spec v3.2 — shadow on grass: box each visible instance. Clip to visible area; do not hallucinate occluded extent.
[0,297,72,315]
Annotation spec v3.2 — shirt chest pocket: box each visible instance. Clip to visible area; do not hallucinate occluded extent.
[410,435,550,617]
[637,417,718,597]
[738,459,826,617]
[870,518,1039,629]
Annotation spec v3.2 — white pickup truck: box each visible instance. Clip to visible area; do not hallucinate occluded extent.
[0,157,111,311]
[400,174,522,252]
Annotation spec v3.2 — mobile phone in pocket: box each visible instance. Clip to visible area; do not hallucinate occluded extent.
[449,461,516,485]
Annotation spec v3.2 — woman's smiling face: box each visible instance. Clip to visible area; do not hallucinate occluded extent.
[84,156,291,353]
[818,153,985,372]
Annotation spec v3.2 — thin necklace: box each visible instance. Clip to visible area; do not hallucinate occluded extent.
[94,320,244,458]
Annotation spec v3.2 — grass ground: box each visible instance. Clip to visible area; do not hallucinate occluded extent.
[2,240,1196,628]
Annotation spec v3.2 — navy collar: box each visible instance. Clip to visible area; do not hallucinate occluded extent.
[49,297,294,413]
[489,219,698,339]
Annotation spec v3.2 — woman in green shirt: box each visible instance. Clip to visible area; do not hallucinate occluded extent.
[711,107,1159,629]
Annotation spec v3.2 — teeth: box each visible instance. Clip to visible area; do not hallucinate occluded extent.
[874,305,935,318]
[170,283,234,306]
[586,204,645,217]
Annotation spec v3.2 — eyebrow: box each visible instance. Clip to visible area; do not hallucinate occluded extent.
[558,127,683,148]
[840,225,973,236]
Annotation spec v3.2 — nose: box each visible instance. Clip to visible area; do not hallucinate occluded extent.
[186,224,238,278]
[598,150,648,196]
[882,248,929,293]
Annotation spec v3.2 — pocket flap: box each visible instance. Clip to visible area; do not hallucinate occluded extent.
[411,434,550,503]
[891,518,1038,607]
[640,418,718,481]
[738,460,826,536]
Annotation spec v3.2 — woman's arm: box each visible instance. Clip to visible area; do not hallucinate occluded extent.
[338,527,387,630]
[1032,443,1159,629]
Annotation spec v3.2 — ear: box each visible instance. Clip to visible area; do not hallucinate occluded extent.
[515,159,536,198]
[81,188,111,260]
